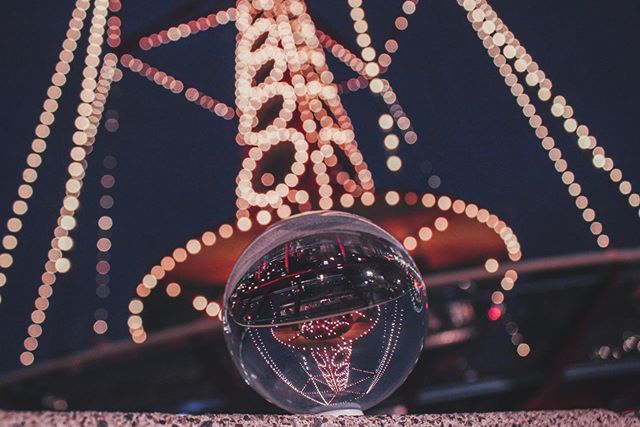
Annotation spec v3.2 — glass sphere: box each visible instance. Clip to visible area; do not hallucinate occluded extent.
[223,211,428,414]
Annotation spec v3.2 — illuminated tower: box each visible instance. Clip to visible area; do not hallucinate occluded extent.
[234,0,374,221]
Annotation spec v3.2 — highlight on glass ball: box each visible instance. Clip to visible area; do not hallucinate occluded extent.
[223,211,428,414]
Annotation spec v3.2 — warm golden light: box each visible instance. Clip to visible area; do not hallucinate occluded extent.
[385,191,400,206]
[93,320,108,335]
[206,301,221,317]
[418,227,433,241]
[386,156,402,172]
[434,217,448,232]
[128,299,143,314]
[403,236,417,251]
[501,277,514,291]
[491,291,504,305]
[193,296,208,311]
[20,351,34,366]
[517,343,531,357]
[484,258,499,273]
[166,282,182,298]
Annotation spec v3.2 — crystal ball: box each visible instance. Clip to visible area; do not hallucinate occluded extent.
[223,211,428,414]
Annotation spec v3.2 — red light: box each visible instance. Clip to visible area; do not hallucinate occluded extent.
[487,306,502,321]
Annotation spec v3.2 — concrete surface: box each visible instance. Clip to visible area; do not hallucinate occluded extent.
[1,409,640,426]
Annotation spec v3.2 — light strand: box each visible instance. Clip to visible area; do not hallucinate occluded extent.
[387,190,526,356]
[92,141,118,336]
[342,0,419,172]
[95,3,121,336]
[128,227,223,343]
[138,7,238,51]
[381,0,419,62]
[19,0,113,365]
[316,29,365,75]
[345,0,379,78]
[0,0,92,298]
[120,54,235,120]
[458,0,610,248]
[130,190,523,346]
[106,0,121,48]
[463,0,639,217]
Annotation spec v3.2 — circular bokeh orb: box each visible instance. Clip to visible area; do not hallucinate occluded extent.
[223,211,428,414]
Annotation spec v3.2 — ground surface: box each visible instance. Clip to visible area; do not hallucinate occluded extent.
[1,409,640,426]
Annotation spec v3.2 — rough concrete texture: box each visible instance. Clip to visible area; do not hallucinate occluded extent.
[1,410,639,427]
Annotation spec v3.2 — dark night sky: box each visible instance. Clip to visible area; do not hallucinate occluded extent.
[1,0,639,373]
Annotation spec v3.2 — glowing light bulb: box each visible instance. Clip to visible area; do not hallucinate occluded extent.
[223,211,427,414]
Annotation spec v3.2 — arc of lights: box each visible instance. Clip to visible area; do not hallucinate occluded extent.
[124,0,520,354]
[2,0,636,366]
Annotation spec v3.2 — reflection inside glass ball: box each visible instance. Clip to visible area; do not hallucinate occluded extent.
[223,211,427,414]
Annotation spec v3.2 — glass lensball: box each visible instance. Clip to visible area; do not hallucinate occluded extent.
[223,211,428,414]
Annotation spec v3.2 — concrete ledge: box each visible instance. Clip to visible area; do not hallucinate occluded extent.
[1,409,639,426]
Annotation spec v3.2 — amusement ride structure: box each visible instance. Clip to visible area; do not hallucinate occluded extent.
[0,0,639,413]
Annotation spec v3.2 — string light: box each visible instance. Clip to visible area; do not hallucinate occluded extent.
[129,186,524,344]
[93,136,117,336]
[318,3,422,173]
[341,0,420,172]
[382,192,522,263]
[119,55,235,120]
[138,8,238,51]
[386,189,527,355]
[117,7,239,121]
[459,0,638,218]
[593,333,640,361]
[20,0,113,365]
[346,0,379,78]
[0,0,92,302]
[501,308,530,357]
[298,4,432,182]
[120,0,526,360]
[321,0,421,85]
[128,226,228,341]
[106,0,121,48]
[378,80,417,144]
[316,29,365,75]
[458,0,610,247]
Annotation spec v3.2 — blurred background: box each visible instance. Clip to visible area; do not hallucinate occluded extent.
[1,0,639,415]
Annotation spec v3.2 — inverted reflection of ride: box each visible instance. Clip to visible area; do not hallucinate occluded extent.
[224,212,428,414]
